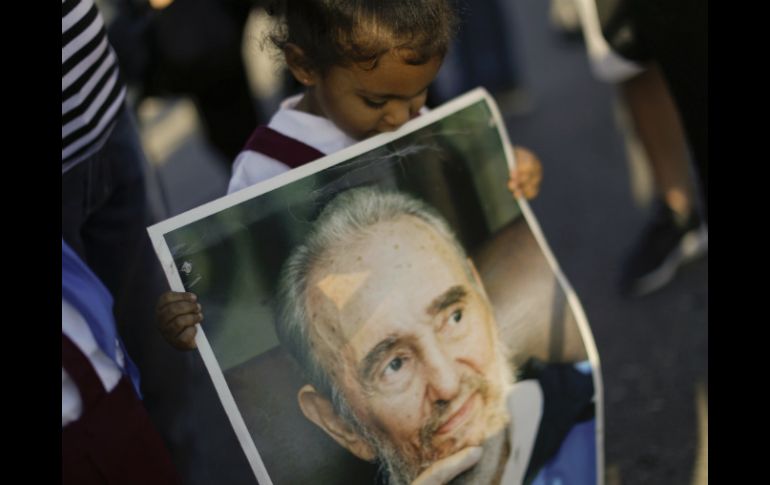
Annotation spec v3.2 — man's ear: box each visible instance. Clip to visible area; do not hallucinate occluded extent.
[297,384,377,462]
[284,43,318,87]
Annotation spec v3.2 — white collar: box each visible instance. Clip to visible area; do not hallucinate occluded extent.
[499,380,544,485]
[268,93,358,156]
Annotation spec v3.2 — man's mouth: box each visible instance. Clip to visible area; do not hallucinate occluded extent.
[435,393,479,436]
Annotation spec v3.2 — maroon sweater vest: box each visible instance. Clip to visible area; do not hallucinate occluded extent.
[61,334,182,485]
[242,126,325,168]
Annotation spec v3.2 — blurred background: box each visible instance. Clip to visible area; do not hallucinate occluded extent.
[98,0,707,483]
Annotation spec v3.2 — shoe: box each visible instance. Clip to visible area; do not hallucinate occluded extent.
[619,200,708,296]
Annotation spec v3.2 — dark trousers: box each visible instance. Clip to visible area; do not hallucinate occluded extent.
[62,104,151,299]
[62,103,251,485]
[454,0,521,94]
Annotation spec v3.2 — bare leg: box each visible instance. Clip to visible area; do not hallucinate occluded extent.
[620,62,695,220]
[617,63,706,296]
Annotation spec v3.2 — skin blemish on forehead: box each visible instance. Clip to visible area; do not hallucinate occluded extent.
[315,271,370,310]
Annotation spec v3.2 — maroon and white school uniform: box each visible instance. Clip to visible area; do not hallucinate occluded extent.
[227,94,357,195]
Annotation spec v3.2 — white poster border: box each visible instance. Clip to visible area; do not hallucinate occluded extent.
[147,87,604,484]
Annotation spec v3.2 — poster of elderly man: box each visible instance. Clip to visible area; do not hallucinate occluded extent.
[148,88,604,485]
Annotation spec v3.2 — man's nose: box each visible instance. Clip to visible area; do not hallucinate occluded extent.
[383,101,411,129]
[422,340,461,403]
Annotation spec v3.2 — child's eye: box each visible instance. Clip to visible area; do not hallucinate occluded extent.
[362,97,387,109]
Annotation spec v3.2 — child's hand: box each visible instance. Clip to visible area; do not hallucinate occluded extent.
[156,291,203,350]
[507,145,543,199]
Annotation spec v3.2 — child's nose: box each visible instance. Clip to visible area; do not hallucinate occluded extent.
[383,101,411,129]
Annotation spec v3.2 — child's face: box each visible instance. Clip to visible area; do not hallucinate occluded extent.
[306,51,443,140]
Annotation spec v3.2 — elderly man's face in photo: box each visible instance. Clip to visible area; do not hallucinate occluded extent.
[305,215,512,481]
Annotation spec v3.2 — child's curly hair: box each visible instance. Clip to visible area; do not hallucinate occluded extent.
[267,0,458,73]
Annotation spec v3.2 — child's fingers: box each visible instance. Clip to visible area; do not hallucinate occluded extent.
[512,146,542,178]
[160,313,202,350]
[157,300,201,326]
[513,145,537,166]
[174,326,198,350]
[526,166,543,198]
[508,169,524,198]
[520,167,541,188]
[519,180,540,199]
[522,184,539,199]
[507,180,523,199]
[508,169,518,185]
[162,311,203,336]
[532,172,542,190]
[509,146,543,200]
[157,291,196,310]
[525,160,543,181]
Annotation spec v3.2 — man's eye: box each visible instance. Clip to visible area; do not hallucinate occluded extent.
[363,97,387,108]
[384,357,405,376]
[449,309,463,325]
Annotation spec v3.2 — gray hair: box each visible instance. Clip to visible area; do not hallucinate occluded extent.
[275,187,470,402]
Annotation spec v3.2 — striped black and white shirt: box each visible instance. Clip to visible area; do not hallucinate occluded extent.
[62,0,126,172]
